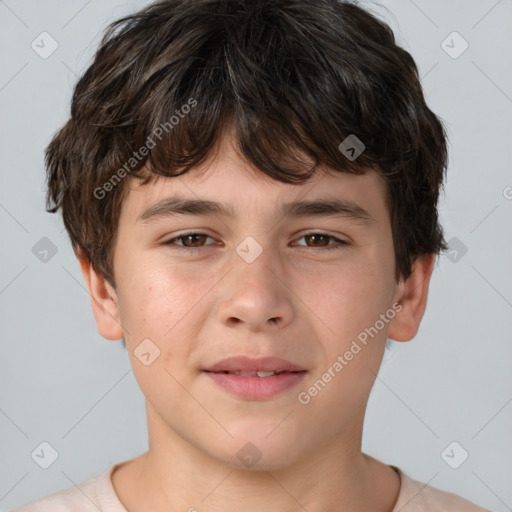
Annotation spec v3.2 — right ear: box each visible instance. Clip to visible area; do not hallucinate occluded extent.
[77,253,124,340]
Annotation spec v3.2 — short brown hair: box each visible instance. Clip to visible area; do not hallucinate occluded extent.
[46,0,448,286]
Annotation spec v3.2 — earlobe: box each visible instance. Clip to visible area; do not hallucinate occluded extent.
[78,255,124,341]
[387,253,436,342]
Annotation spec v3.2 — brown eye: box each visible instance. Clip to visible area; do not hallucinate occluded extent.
[304,234,330,247]
[180,234,208,247]
[165,232,215,249]
[293,232,349,251]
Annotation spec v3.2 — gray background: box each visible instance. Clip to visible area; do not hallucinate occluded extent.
[1,0,511,510]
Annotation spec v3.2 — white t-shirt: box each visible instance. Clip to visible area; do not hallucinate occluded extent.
[13,464,490,511]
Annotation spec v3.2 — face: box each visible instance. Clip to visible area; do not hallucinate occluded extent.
[85,133,431,471]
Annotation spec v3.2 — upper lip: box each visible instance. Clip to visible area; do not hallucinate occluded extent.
[203,356,306,373]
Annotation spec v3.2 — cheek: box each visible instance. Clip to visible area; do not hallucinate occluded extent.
[116,259,218,352]
[115,263,213,402]
[306,260,392,341]
[296,265,394,425]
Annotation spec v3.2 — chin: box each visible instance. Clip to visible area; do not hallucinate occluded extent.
[206,427,307,472]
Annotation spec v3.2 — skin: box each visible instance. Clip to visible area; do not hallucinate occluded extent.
[80,130,435,512]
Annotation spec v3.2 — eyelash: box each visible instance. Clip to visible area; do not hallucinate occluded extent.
[163,232,350,252]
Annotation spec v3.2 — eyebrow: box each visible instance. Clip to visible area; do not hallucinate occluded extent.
[137,196,374,225]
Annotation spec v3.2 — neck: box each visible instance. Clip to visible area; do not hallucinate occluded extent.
[112,403,400,512]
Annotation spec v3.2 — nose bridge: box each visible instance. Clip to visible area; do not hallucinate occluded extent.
[232,235,281,296]
[240,244,275,286]
[216,236,294,329]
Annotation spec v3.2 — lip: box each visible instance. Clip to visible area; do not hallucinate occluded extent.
[202,356,307,401]
[204,371,307,400]
[203,356,306,373]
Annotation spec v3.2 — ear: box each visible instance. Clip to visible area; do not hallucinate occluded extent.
[387,253,436,342]
[78,255,124,341]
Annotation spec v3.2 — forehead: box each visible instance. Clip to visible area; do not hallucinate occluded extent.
[120,134,390,225]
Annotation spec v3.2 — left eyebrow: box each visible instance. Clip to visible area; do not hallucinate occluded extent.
[137,196,374,225]
[280,198,374,225]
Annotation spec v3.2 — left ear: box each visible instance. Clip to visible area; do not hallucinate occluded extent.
[388,253,436,342]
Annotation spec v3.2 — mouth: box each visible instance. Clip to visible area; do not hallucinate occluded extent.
[202,356,307,400]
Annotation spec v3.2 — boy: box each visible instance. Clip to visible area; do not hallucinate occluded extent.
[15,0,490,510]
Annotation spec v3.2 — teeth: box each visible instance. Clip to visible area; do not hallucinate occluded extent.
[256,371,276,377]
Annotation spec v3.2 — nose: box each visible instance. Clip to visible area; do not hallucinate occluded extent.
[215,244,295,332]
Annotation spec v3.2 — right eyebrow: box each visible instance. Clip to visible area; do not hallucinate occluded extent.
[137,197,235,223]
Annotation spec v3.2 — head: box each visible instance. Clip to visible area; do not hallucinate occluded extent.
[46,0,448,469]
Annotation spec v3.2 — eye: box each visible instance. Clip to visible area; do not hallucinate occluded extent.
[164,232,217,249]
[163,231,349,252]
[293,232,349,251]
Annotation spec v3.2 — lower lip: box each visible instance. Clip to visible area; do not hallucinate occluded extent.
[203,371,307,400]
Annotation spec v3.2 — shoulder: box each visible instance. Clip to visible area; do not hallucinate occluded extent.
[392,466,490,512]
[11,465,126,512]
